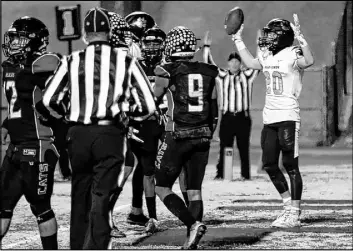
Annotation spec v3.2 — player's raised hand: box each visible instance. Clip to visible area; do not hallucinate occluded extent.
[203,30,212,46]
[290,14,307,46]
[231,24,244,42]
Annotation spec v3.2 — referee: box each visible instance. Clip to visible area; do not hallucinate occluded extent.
[38,7,156,249]
[203,35,258,180]
[216,52,259,180]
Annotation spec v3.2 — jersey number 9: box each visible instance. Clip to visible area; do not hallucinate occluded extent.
[188,74,204,112]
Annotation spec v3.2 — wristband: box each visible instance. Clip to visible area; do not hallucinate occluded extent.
[234,40,246,51]
[203,45,210,48]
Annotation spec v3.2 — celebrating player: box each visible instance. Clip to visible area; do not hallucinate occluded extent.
[232,14,314,227]
[0,16,61,249]
[153,26,221,249]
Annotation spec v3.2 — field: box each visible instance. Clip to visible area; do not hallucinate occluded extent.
[0,142,352,250]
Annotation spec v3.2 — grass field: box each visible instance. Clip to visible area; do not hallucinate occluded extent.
[0,142,352,249]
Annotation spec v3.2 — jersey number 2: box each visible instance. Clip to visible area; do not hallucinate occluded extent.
[5,81,22,119]
[188,74,203,112]
[264,71,283,95]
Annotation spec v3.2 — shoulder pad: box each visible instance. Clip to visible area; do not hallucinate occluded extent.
[154,64,171,78]
[32,53,61,74]
[198,62,219,77]
[1,58,16,68]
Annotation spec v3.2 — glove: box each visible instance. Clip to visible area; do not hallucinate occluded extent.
[290,14,308,47]
[127,126,144,144]
[231,24,244,42]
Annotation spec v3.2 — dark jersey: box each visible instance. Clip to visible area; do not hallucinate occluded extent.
[2,53,61,144]
[154,61,219,132]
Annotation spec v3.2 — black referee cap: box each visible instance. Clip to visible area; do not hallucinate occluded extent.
[84,7,110,33]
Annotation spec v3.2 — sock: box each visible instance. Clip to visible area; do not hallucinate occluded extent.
[163,194,196,227]
[283,197,291,209]
[188,200,203,222]
[41,233,58,250]
[146,196,157,220]
[132,164,144,209]
[182,192,189,207]
[109,187,123,212]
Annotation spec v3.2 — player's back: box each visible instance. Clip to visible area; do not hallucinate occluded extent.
[258,46,304,124]
[156,60,219,130]
[2,54,57,144]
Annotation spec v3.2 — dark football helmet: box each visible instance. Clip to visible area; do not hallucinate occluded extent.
[2,16,49,60]
[109,12,131,48]
[164,26,197,60]
[258,18,294,53]
[141,26,166,64]
[125,11,156,41]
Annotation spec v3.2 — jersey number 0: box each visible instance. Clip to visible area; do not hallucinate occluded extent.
[188,74,204,112]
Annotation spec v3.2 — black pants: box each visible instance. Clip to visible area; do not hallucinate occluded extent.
[67,124,125,250]
[216,111,252,179]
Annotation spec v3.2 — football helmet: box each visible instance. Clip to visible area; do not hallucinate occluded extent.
[108,12,131,48]
[258,18,294,53]
[141,26,166,64]
[125,11,156,40]
[2,16,49,60]
[164,26,197,60]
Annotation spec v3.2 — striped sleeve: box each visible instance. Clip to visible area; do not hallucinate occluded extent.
[42,56,70,114]
[127,57,156,120]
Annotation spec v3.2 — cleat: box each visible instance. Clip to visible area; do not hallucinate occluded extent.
[272,208,301,228]
[271,207,291,228]
[111,225,126,238]
[145,218,160,233]
[187,221,207,250]
[127,213,149,226]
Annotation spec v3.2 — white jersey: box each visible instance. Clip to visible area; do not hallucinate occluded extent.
[258,46,304,124]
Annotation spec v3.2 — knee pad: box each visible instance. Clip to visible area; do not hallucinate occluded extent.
[0,210,13,219]
[263,164,279,176]
[286,166,301,177]
[30,203,54,224]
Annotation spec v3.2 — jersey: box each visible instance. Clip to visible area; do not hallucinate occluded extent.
[2,53,61,144]
[257,46,304,124]
[140,60,168,111]
[154,61,219,132]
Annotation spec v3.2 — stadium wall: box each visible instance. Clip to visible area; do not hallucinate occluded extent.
[1,1,347,147]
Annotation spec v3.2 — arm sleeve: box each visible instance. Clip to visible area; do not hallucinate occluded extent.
[42,56,70,116]
[127,58,156,118]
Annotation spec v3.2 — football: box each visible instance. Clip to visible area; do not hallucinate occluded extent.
[224,7,244,35]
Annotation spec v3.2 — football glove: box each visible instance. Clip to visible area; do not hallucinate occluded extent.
[231,24,244,42]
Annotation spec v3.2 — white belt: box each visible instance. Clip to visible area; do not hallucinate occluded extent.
[97,120,114,125]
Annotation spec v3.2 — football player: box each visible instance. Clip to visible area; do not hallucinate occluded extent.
[125,11,156,58]
[107,11,142,238]
[128,26,167,233]
[153,26,221,249]
[0,16,63,249]
[232,14,314,227]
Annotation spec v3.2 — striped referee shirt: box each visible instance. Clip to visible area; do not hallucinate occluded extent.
[42,41,156,124]
[204,46,259,114]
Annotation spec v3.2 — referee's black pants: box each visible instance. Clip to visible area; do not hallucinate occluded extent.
[216,111,252,179]
[67,123,125,250]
